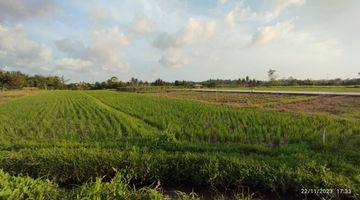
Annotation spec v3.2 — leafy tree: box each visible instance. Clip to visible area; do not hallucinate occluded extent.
[105,76,124,89]
[205,79,218,88]
[129,77,139,86]
[0,71,27,89]
[152,78,167,86]
[267,69,277,81]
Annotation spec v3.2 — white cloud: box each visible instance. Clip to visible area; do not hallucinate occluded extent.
[250,19,295,46]
[159,48,188,69]
[91,27,129,51]
[274,0,306,16]
[55,39,86,58]
[154,18,218,68]
[0,24,52,72]
[224,1,275,26]
[224,10,236,28]
[90,8,112,24]
[154,18,217,50]
[131,16,154,34]
[223,0,304,27]
[55,26,130,73]
[0,0,357,81]
[283,31,343,58]
[218,0,228,5]
[0,0,55,21]
[55,58,92,72]
[180,18,209,44]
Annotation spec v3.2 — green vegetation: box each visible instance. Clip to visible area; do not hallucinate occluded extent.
[2,69,360,92]
[0,90,359,199]
[0,169,200,200]
[0,70,65,90]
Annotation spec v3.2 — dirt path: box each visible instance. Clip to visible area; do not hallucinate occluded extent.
[179,88,360,96]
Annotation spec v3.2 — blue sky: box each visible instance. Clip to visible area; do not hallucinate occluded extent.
[0,0,359,82]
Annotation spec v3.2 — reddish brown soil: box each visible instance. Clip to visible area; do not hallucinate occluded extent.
[272,96,360,119]
[153,91,312,108]
[153,91,360,120]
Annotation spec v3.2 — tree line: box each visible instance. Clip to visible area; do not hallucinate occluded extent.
[0,70,65,90]
[1,69,359,90]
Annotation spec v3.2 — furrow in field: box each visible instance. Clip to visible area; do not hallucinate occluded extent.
[81,92,160,138]
[85,91,166,130]
[83,92,162,133]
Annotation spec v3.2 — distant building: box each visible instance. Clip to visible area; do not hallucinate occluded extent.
[193,84,203,88]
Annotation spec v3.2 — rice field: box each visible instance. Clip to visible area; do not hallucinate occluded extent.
[154,91,360,121]
[0,90,359,199]
[153,91,315,108]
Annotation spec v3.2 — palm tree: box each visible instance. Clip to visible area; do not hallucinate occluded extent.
[110,76,118,83]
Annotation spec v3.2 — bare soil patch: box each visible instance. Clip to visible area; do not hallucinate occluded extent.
[272,96,360,120]
[154,91,360,120]
[0,89,42,104]
[153,91,314,108]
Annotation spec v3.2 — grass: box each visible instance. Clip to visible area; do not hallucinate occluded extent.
[0,90,359,199]
[0,169,199,200]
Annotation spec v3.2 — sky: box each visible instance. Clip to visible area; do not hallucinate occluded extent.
[0,0,359,82]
